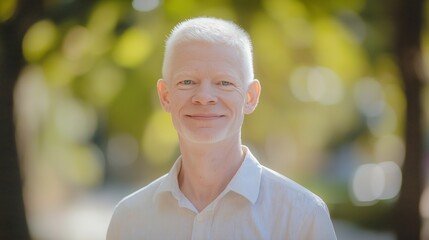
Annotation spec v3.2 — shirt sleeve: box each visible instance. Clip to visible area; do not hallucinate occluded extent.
[299,201,337,240]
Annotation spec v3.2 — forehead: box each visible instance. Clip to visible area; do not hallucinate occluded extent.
[170,41,241,65]
[165,41,245,78]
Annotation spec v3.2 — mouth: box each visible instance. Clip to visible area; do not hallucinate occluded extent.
[185,114,225,120]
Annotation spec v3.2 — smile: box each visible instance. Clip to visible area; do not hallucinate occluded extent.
[185,114,225,120]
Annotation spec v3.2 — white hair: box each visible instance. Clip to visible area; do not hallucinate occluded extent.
[162,17,254,82]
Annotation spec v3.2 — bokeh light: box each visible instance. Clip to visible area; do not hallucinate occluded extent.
[0,0,17,22]
[142,110,178,166]
[132,0,162,12]
[351,161,402,205]
[421,187,429,219]
[23,20,58,62]
[354,78,385,117]
[290,66,344,104]
[112,27,153,68]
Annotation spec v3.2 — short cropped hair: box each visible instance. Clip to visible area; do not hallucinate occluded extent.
[162,17,254,83]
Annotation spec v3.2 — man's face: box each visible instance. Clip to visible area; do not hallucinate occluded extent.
[158,41,259,144]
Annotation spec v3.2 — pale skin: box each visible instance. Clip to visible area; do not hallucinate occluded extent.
[157,41,261,212]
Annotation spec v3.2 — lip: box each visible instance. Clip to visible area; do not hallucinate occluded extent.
[185,114,225,120]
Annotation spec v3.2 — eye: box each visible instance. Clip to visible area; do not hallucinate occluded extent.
[177,80,194,87]
[220,81,232,86]
[182,80,193,85]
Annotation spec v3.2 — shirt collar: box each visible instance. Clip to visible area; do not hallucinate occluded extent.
[226,146,262,204]
[153,146,263,205]
[153,157,183,202]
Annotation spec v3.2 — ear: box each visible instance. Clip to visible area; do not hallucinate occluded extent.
[157,79,171,112]
[244,79,261,114]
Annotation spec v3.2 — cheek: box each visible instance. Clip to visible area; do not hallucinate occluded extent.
[225,96,247,113]
[169,94,192,116]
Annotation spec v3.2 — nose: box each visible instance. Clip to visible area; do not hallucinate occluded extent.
[192,82,217,105]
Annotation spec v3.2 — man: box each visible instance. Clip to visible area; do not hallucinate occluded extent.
[107,17,337,239]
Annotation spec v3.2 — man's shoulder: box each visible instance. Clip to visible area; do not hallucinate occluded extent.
[114,174,168,211]
[255,166,336,240]
[259,166,327,208]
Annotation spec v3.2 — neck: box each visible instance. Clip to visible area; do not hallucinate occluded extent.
[178,138,245,212]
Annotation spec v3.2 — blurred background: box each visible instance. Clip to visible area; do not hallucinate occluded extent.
[1,0,428,239]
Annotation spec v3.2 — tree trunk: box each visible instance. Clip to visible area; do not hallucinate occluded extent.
[0,0,43,238]
[392,0,425,238]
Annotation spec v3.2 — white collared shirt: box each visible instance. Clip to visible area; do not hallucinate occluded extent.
[107,147,337,240]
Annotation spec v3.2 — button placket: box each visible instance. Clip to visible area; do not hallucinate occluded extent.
[191,210,214,240]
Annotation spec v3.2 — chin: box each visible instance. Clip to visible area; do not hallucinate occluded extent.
[181,129,231,144]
